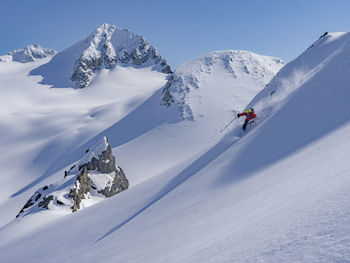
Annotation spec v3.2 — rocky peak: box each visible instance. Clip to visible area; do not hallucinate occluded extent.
[0,44,57,63]
[71,23,172,88]
[16,136,128,217]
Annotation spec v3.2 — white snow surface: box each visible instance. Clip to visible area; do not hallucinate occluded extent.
[1,31,350,262]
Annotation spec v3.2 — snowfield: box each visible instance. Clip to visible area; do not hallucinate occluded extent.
[1,27,350,263]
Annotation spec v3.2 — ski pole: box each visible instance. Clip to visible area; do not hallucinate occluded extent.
[220,116,237,133]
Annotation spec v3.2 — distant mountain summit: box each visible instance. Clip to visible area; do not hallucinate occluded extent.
[0,44,56,63]
[31,23,172,88]
[161,50,284,120]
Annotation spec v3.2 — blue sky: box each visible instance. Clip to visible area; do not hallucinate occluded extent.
[1,0,350,68]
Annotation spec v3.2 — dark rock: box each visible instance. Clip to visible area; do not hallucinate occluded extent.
[79,144,116,174]
[38,195,54,209]
[34,193,42,201]
[97,167,129,197]
[320,32,328,39]
[70,166,91,212]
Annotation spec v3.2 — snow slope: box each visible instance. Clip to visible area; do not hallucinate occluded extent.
[0,55,171,227]
[2,119,349,262]
[3,30,349,262]
[0,45,279,230]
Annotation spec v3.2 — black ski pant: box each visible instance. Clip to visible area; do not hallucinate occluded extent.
[242,119,249,130]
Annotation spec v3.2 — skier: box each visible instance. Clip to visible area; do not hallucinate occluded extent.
[237,108,257,131]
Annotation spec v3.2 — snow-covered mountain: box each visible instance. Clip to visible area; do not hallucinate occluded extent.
[2,25,350,262]
[31,23,172,88]
[161,50,284,120]
[0,44,56,63]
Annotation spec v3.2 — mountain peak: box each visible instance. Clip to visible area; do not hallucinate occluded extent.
[0,44,57,63]
[31,23,172,89]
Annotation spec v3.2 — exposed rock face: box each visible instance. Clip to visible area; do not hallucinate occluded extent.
[161,74,195,120]
[71,23,172,88]
[0,44,57,63]
[16,136,128,218]
[70,166,91,212]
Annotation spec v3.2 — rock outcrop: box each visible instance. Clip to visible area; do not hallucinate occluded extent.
[16,136,128,218]
[161,74,195,120]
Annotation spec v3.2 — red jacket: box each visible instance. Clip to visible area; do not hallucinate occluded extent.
[239,111,257,121]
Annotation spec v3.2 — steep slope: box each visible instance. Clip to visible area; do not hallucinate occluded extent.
[241,31,350,173]
[0,44,57,63]
[89,50,283,189]
[0,46,281,229]
[31,23,172,88]
[1,32,350,262]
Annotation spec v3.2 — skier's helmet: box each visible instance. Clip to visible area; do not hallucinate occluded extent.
[245,108,252,113]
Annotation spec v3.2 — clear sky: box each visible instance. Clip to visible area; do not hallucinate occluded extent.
[1,0,350,68]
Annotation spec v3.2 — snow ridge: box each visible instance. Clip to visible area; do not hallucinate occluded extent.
[0,44,56,63]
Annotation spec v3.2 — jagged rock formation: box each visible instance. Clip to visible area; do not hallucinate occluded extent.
[0,44,57,63]
[16,136,128,217]
[161,50,284,120]
[71,23,172,88]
